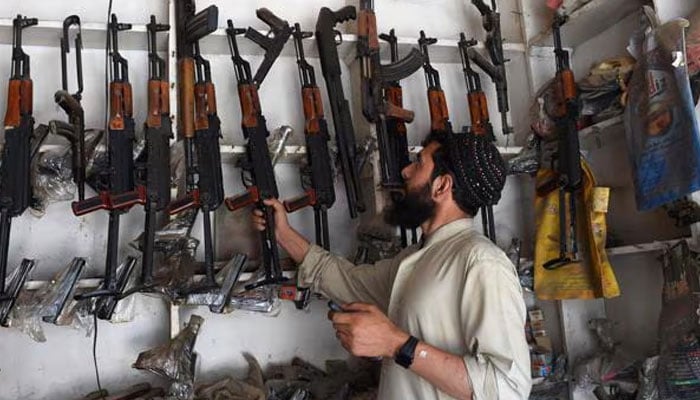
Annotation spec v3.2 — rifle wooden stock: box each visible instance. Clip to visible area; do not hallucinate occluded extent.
[110,186,147,210]
[225,186,259,211]
[238,84,261,129]
[284,190,316,213]
[178,57,195,138]
[194,83,209,130]
[554,69,576,117]
[205,82,216,114]
[109,82,125,130]
[385,86,407,135]
[147,80,162,128]
[357,9,379,50]
[20,80,32,116]
[385,101,415,123]
[72,192,111,216]
[302,87,323,134]
[468,91,490,135]
[428,89,449,132]
[167,190,199,214]
[4,80,21,128]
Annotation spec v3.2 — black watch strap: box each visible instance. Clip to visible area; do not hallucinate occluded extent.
[394,335,419,369]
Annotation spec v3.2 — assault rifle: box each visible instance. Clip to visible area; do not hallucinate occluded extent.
[543,14,582,270]
[418,31,451,136]
[315,6,366,218]
[71,14,137,320]
[459,33,497,242]
[54,15,86,201]
[168,2,222,291]
[224,11,291,290]
[380,29,417,247]
[283,23,335,251]
[112,15,172,295]
[0,15,38,326]
[358,0,423,195]
[469,0,512,137]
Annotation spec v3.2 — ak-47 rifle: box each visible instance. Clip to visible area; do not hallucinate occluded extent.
[111,15,172,295]
[543,14,582,270]
[418,31,451,136]
[54,15,86,201]
[224,10,291,290]
[71,14,137,320]
[459,33,497,242]
[380,29,417,247]
[279,23,336,310]
[315,6,366,219]
[469,0,512,137]
[168,2,221,291]
[0,15,38,326]
[283,23,335,251]
[358,0,423,196]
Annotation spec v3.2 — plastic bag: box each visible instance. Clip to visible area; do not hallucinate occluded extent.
[656,241,700,399]
[195,353,266,400]
[637,356,659,400]
[508,134,541,175]
[183,253,247,313]
[133,314,204,400]
[624,11,700,210]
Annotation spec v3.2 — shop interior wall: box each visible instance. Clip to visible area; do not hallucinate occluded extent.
[0,0,541,399]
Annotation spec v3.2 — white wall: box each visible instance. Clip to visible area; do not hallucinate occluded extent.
[0,1,535,399]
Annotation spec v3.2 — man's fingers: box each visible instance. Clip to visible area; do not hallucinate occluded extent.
[263,198,284,211]
[331,312,355,325]
[252,209,264,217]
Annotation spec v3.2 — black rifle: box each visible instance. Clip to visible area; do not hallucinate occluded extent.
[0,15,37,326]
[224,12,290,290]
[316,6,366,219]
[358,1,423,196]
[283,23,335,251]
[418,31,451,136]
[54,15,86,201]
[168,2,221,292]
[380,29,417,247]
[543,14,582,270]
[459,33,497,242]
[469,0,512,137]
[112,15,172,295]
[71,14,136,320]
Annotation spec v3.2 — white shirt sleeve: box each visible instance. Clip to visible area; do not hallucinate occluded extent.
[460,256,532,399]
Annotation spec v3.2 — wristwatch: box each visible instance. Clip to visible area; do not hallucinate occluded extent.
[394,335,419,369]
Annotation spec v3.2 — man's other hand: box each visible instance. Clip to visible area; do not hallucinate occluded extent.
[330,302,410,358]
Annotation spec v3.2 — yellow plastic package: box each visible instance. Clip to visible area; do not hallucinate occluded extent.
[534,160,620,300]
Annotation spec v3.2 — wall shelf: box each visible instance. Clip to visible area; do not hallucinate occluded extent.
[606,238,688,257]
[0,19,163,52]
[199,30,525,64]
[219,144,524,164]
[528,0,645,48]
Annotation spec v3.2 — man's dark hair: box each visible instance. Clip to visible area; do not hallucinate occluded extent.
[422,131,507,216]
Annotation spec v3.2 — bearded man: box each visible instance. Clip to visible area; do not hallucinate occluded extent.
[252,132,532,399]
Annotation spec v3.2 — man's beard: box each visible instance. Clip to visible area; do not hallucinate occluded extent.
[383,183,436,229]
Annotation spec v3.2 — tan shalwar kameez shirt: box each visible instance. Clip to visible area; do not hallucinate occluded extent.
[298,218,532,399]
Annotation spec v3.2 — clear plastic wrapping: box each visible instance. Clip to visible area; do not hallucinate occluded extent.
[133,314,204,400]
[636,356,659,400]
[508,134,541,175]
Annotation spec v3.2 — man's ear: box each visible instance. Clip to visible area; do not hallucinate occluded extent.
[432,174,453,200]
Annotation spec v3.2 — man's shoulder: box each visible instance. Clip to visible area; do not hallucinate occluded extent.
[442,231,517,275]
